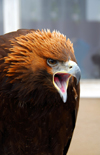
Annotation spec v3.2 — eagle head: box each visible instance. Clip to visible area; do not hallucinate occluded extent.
[4,29,81,103]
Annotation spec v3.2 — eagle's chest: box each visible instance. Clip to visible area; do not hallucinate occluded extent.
[2,103,74,155]
[22,104,73,154]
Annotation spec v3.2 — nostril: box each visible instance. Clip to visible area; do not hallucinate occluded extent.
[69,66,72,69]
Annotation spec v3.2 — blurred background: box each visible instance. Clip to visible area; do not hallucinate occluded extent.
[0,0,100,154]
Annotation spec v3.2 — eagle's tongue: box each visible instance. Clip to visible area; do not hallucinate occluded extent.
[60,82,66,93]
[54,74,69,93]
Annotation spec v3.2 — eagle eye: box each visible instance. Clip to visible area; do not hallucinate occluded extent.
[47,59,58,67]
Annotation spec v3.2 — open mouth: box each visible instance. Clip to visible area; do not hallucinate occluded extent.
[52,60,81,103]
[53,72,71,94]
[53,72,71,103]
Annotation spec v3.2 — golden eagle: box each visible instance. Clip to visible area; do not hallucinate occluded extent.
[0,29,81,155]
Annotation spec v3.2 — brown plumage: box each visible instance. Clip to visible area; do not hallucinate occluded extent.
[0,29,81,155]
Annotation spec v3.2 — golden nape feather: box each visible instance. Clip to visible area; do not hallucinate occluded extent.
[0,29,81,155]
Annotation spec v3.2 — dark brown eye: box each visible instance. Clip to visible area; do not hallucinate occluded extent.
[47,59,58,67]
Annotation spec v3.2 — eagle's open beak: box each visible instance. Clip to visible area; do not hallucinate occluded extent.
[53,60,81,103]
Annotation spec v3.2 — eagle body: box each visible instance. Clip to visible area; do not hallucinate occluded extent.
[0,29,80,155]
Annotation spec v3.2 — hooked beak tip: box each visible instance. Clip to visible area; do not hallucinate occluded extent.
[68,60,81,84]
